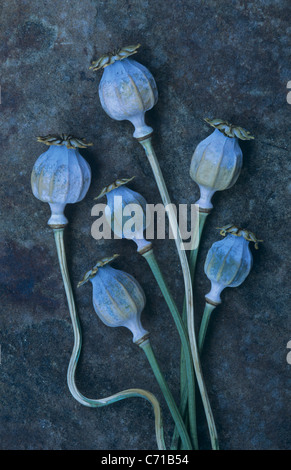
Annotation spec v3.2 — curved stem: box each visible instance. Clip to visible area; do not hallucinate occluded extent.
[138,137,219,450]
[139,339,192,450]
[53,227,166,450]
[142,248,198,449]
[198,302,216,353]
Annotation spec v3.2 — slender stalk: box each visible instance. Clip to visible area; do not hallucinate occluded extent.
[175,210,208,449]
[180,212,208,390]
[142,248,198,449]
[139,339,192,450]
[198,302,216,353]
[138,137,219,450]
[53,227,166,450]
[188,211,209,283]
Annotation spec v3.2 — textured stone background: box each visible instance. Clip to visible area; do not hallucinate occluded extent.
[0,0,290,451]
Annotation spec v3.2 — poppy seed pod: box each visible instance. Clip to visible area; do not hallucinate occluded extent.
[204,225,262,305]
[190,119,254,211]
[91,44,158,139]
[31,134,92,226]
[78,255,149,344]
[95,177,152,253]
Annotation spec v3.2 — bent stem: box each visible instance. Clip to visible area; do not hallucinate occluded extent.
[52,227,166,450]
[142,248,198,449]
[137,136,218,450]
[198,302,216,353]
[139,339,192,450]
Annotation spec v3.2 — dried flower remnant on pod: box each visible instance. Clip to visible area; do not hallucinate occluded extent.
[90,44,141,71]
[94,176,136,200]
[218,224,263,250]
[204,118,254,141]
[37,133,93,149]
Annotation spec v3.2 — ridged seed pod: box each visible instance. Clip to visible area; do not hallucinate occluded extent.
[190,119,254,210]
[95,177,151,253]
[91,44,158,139]
[78,255,149,344]
[204,225,262,304]
[31,134,92,226]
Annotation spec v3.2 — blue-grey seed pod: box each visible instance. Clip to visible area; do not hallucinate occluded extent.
[91,45,158,139]
[78,255,148,344]
[31,134,92,226]
[204,225,261,304]
[95,177,152,253]
[190,119,254,210]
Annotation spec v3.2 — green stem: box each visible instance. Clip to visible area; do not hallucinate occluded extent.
[142,248,198,449]
[139,339,193,450]
[198,302,216,353]
[188,211,209,283]
[180,211,208,372]
[138,136,218,450]
[175,210,209,449]
[53,227,166,450]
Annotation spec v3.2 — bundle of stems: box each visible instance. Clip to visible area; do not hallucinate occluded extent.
[172,210,210,449]
[138,137,218,450]
[34,132,219,450]
[31,44,256,450]
[142,247,198,449]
